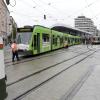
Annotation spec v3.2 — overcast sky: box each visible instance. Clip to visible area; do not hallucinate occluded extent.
[8,0,100,29]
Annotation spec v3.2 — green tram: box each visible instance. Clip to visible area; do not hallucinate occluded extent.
[17,25,81,55]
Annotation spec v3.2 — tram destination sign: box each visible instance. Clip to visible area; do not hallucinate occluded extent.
[17,28,33,32]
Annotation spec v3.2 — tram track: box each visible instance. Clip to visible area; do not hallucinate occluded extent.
[5,46,85,67]
[7,46,95,87]
[12,49,97,100]
[7,48,94,87]
[5,49,68,66]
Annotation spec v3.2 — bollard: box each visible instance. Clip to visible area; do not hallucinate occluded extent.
[0,37,7,100]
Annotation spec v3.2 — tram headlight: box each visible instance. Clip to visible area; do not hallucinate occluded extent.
[18,44,29,51]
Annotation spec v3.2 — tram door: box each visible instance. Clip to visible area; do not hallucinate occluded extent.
[34,33,40,54]
[37,33,40,53]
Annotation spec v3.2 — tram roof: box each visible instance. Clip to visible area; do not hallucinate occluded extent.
[18,24,92,36]
[51,23,92,35]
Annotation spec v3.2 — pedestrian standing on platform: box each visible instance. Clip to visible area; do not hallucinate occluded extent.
[11,41,19,62]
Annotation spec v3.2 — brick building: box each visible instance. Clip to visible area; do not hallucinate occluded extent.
[0,0,10,44]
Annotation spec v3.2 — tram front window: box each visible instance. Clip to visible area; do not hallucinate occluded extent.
[17,32,32,44]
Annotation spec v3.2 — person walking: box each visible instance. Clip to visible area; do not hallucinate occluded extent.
[11,41,19,62]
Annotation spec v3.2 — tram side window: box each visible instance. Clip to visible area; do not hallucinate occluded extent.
[53,35,55,44]
[76,38,78,43]
[65,37,67,41]
[60,37,63,45]
[55,38,57,46]
[75,38,77,43]
[77,38,78,42]
[17,35,21,43]
[72,38,73,43]
[73,38,75,43]
[72,38,74,43]
[52,35,57,45]
[68,38,70,43]
[34,35,37,49]
[42,33,49,42]
[79,38,80,42]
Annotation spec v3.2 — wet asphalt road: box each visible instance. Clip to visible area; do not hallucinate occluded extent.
[4,45,100,100]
